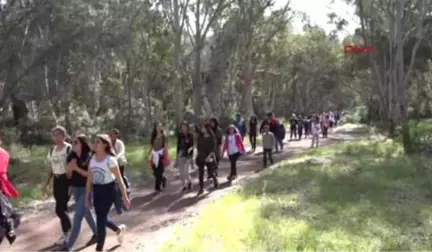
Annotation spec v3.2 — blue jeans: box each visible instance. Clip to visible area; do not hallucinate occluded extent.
[276,136,284,151]
[66,187,97,250]
[114,183,130,214]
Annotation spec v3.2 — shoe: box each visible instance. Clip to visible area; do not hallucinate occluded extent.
[187,182,192,190]
[55,233,68,245]
[197,189,204,195]
[85,235,97,246]
[117,224,126,245]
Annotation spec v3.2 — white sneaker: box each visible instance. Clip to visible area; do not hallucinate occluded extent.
[54,234,68,245]
[117,224,126,245]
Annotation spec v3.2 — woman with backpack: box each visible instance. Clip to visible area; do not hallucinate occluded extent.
[42,126,73,246]
[148,123,170,193]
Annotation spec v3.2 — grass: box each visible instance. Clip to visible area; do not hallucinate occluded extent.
[160,137,432,251]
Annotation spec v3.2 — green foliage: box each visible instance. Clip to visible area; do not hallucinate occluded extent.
[161,138,432,251]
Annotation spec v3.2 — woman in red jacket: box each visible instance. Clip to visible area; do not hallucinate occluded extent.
[222,125,246,182]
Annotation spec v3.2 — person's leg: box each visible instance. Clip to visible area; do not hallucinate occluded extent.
[290,127,294,140]
[93,183,118,251]
[274,136,279,152]
[263,149,268,167]
[231,152,240,177]
[206,162,218,188]
[198,163,205,191]
[154,160,163,191]
[184,158,191,185]
[65,187,95,250]
[228,154,235,179]
[311,134,316,148]
[178,156,187,187]
[53,175,71,244]
[279,137,284,150]
[269,149,274,164]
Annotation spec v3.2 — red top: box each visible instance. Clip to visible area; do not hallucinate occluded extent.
[0,147,19,199]
[222,133,246,155]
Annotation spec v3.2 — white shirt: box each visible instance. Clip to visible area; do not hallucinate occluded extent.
[89,155,118,185]
[227,135,239,155]
[47,143,71,175]
[311,122,321,135]
[113,139,127,166]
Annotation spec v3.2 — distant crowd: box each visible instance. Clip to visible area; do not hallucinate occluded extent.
[0,110,341,251]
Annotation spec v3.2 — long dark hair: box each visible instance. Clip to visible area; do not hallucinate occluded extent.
[150,122,165,146]
[202,122,214,137]
[209,117,219,130]
[96,134,116,156]
[75,134,92,158]
[249,115,257,124]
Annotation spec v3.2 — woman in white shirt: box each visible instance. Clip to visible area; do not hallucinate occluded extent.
[42,126,72,246]
[85,134,130,251]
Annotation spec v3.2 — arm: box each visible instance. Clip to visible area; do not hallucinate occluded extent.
[44,151,53,188]
[187,134,194,156]
[85,169,93,204]
[110,158,128,198]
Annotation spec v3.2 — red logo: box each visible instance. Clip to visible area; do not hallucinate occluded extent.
[344,45,376,54]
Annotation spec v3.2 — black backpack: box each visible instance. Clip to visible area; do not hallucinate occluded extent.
[49,145,71,157]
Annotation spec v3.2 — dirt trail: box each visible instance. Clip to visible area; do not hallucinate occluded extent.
[1,131,359,251]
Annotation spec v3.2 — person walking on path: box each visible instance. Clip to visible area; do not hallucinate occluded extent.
[261,125,275,170]
[59,135,97,251]
[222,125,246,182]
[175,121,194,192]
[311,115,321,148]
[248,115,258,152]
[297,115,304,140]
[289,114,298,140]
[195,123,218,195]
[110,129,130,214]
[85,134,130,252]
[233,113,247,140]
[148,123,170,193]
[209,117,222,178]
[322,115,330,138]
[42,126,72,246]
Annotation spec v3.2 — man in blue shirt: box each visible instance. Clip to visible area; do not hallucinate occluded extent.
[233,113,247,140]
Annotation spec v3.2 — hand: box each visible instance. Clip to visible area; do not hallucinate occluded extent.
[85,197,91,209]
[122,195,131,209]
[41,185,49,198]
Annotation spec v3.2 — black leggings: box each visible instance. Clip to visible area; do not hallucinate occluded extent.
[198,162,216,190]
[228,152,240,177]
[93,182,119,251]
[290,126,297,139]
[249,134,257,150]
[152,155,165,191]
[53,174,71,234]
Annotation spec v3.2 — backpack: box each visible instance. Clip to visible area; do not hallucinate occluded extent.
[279,123,286,138]
[49,145,71,157]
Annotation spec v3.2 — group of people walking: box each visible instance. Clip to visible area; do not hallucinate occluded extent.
[44,126,130,251]
[0,111,341,251]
